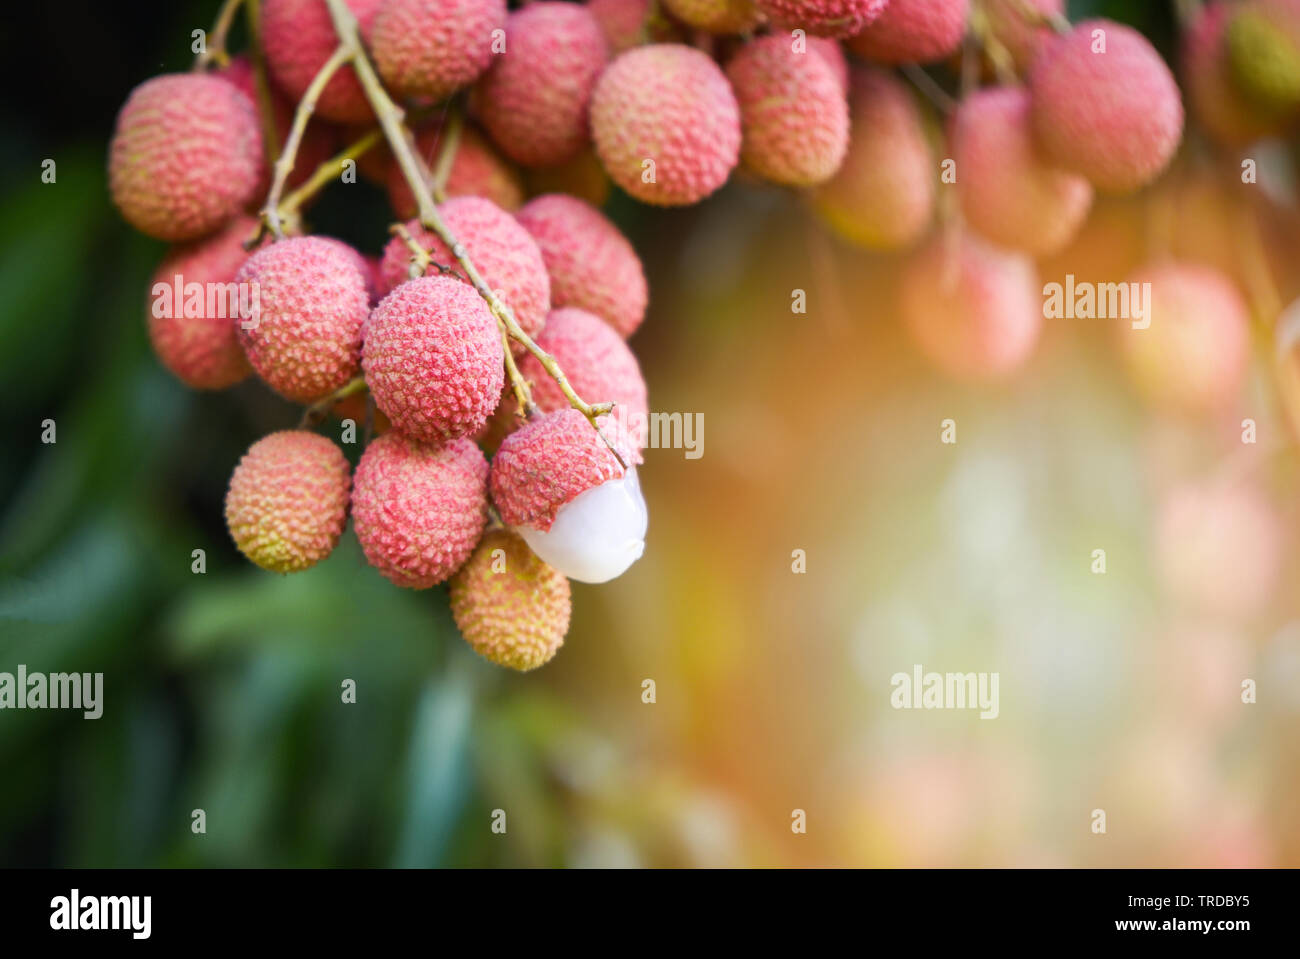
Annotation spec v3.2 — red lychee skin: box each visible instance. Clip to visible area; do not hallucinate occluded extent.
[725,35,850,187]
[952,86,1093,257]
[1183,2,1285,147]
[376,198,550,345]
[588,0,652,52]
[809,67,934,250]
[847,0,969,63]
[1029,19,1185,194]
[109,73,262,242]
[981,0,1064,71]
[362,275,505,443]
[662,0,763,34]
[808,36,850,92]
[901,232,1042,382]
[386,124,523,220]
[478,3,611,168]
[224,430,351,573]
[148,215,258,390]
[261,0,383,124]
[589,44,741,206]
[515,194,647,338]
[235,236,370,403]
[756,0,887,38]
[371,0,506,101]
[1119,263,1250,416]
[351,433,490,588]
[490,408,642,531]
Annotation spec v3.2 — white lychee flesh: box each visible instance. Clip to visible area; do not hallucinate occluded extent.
[517,468,647,583]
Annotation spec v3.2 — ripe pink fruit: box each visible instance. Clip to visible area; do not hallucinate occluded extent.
[952,86,1092,257]
[148,215,258,390]
[1029,19,1185,193]
[1119,263,1250,415]
[726,34,850,187]
[351,433,490,588]
[261,0,382,124]
[370,0,506,101]
[225,430,351,573]
[981,0,1063,71]
[235,236,370,402]
[901,232,1042,381]
[515,193,647,337]
[755,0,888,38]
[478,3,611,168]
[847,0,969,63]
[810,67,934,249]
[108,73,262,242]
[362,275,505,443]
[386,124,524,220]
[590,44,741,206]
[808,36,850,92]
[662,0,763,33]
[1183,1,1285,146]
[587,0,653,52]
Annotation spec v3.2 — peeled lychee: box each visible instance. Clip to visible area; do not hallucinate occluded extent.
[810,67,934,250]
[370,0,506,102]
[450,529,572,671]
[725,34,850,188]
[952,86,1092,257]
[225,430,351,573]
[515,193,647,337]
[1029,19,1185,194]
[847,0,969,63]
[363,275,505,443]
[662,0,763,34]
[756,0,888,38]
[590,44,741,206]
[109,73,262,242]
[261,0,382,124]
[478,3,611,168]
[235,235,370,403]
[901,232,1042,382]
[386,123,524,220]
[351,433,490,588]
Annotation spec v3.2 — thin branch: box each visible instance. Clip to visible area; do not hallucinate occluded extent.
[1009,0,1070,32]
[244,0,281,168]
[429,104,464,203]
[901,63,956,114]
[298,376,368,428]
[193,0,244,70]
[279,127,383,217]
[502,329,536,417]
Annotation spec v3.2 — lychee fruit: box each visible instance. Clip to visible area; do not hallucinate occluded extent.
[450,529,572,671]
[108,73,263,242]
[952,86,1092,257]
[846,0,969,63]
[808,36,850,91]
[1225,0,1300,114]
[351,433,490,588]
[370,0,506,102]
[1029,19,1184,194]
[980,0,1063,71]
[235,235,370,402]
[810,67,934,250]
[386,123,523,220]
[900,231,1042,382]
[662,0,763,34]
[362,275,505,443]
[490,408,646,583]
[755,0,888,38]
[514,193,647,337]
[261,0,383,124]
[589,44,741,206]
[587,0,653,52]
[725,34,850,188]
[224,430,351,573]
[1183,2,1289,146]
[1118,263,1250,416]
[477,3,611,168]
[148,214,259,390]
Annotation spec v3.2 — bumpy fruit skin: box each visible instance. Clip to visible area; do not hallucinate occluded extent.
[662,0,763,33]
[1184,2,1288,146]
[224,431,351,573]
[377,198,550,343]
[953,87,1092,257]
[981,0,1063,71]
[1119,263,1250,415]
[235,236,370,403]
[478,3,610,168]
[847,0,968,63]
[590,44,741,206]
[351,433,490,588]
[515,194,647,337]
[371,0,506,101]
[901,232,1042,382]
[756,0,887,38]
[490,408,642,531]
[810,67,933,250]
[1029,19,1185,194]
[450,529,572,671]
[262,0,383,124]
[808,36,850,92]
[726,35,850,187]
[362,275,505,443]
[148,215,257,390]
[522,306,648,425]
[109,74,262,242]
[387,124,523,220]
[588,0,652,52]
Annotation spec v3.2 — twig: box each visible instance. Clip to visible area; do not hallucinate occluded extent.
[193,0,244,70]
[298,376,368,428]
[502,329,536,416]
[279,127,383,216]
[901,63,957,114]
[244,0,281,168]
[428,104,464,203]
[1009,0,1070,33]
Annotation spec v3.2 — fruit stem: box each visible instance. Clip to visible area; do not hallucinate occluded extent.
[1005,0,1070,33]
[501,329,537,418]
[970,6,1018,84]
[279,127,384,217]
[900,64,956,114]
[428,102,465,203]
[193,0,244,70]
[298,376,368,429]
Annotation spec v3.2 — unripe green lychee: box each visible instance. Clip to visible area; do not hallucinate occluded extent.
[261,0,382,124]
[1183,2,1289,146]
[662,0,763,34]
[847,0,968,63]
[225,430,351,573]
[450,529,572,671]
[371,0,506,102]
[1226,3,1300,112]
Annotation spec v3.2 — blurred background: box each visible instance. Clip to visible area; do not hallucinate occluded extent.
[2,0,1299,867]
